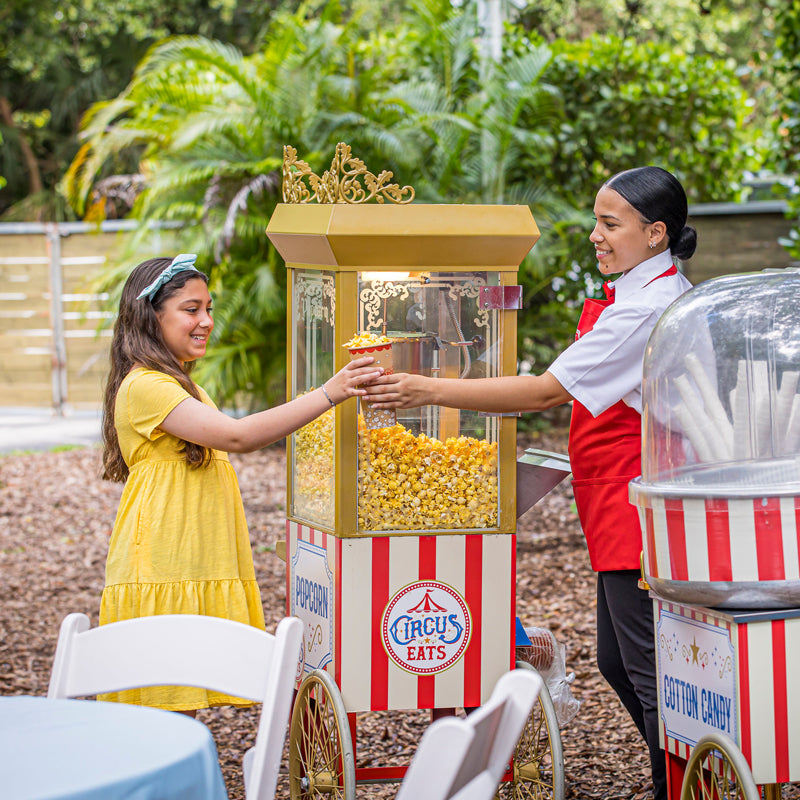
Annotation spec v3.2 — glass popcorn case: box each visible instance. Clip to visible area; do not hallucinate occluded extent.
[630,268,800,608]
[270,203,539,539]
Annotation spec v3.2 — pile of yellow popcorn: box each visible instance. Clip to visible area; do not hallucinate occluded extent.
[343,332,391,348]
[359,422,498,531]
[293,402,498,531]
[293,405,335,526]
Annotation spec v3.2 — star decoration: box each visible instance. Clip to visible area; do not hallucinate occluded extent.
[690,636,700,665]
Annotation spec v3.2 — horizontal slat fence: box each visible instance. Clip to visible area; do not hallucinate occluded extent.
[0,222,169,413]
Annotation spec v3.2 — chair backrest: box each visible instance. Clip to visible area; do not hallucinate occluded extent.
[395,668,542,800]
[48,612,303,800]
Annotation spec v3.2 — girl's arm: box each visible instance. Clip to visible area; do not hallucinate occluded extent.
[363,370,572,414]
[160,356,382,453]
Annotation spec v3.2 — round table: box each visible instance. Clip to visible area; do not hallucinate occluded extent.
[0,695,228,799]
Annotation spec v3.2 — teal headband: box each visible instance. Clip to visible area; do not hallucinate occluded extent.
[137,254,200,301]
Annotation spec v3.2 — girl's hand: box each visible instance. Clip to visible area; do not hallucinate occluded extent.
[362,372,431,409]
[324,356,384,404]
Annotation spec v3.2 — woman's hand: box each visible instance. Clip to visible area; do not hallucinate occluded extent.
[362,372,432,409]
[324,356,384,404]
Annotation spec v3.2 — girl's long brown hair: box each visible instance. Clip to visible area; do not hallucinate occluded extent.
[102,257,212,482]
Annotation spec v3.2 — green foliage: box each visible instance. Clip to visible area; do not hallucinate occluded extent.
[771,0,800,163]
[0,0,286,218]
[769,0,800,263]
[516,0,771,64]
[62,0,773,407]
[535,34,763,205]
[67,2,422,406]
[496,30,764,369]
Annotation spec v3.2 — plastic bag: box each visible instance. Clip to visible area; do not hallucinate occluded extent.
[517,626,581,728]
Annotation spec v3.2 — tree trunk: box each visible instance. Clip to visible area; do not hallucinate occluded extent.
[0,95,44,213]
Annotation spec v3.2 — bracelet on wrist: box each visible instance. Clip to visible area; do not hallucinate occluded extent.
[321,383,336,408]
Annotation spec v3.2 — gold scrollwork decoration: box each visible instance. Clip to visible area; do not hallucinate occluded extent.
[306,623,324,653]
[358,276,487,332]
[360,281,412,331]
[282,142,415,204]
[295,272,335,324]
[718,655,733,679]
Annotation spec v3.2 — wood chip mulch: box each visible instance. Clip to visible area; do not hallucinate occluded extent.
[1,430,669,799]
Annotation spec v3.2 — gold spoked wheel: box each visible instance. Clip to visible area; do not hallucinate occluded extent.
[680,732,759,800]
[497,661,565,799]
[288,669,355,800]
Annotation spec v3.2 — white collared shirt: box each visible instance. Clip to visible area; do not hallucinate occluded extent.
[547,251,693,416]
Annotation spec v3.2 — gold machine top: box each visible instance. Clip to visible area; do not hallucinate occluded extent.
[271,143,539,269]
[282,142,415,205]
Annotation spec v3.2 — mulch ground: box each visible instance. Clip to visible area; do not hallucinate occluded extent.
[1,429,664,799]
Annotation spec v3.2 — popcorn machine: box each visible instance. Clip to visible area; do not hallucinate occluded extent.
[266,145,563,798]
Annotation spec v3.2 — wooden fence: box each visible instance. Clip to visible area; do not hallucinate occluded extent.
[0,221,167,413]
[0,203,796,413]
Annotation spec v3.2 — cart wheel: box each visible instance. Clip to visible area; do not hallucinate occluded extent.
[680,732,759,800]
[496,661,565,799]
[288,669,355,800]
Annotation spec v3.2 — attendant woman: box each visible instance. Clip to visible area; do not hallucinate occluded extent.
[365,166,696,800]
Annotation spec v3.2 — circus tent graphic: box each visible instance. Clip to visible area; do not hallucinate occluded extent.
[382,581,472,676]
[407,590,447,614]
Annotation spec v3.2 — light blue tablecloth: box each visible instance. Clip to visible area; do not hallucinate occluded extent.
[0,696,228,800]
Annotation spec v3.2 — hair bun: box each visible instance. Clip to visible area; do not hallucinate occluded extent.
[672,225,697,261]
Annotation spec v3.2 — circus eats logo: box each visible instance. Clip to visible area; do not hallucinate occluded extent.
[381,581,472,675]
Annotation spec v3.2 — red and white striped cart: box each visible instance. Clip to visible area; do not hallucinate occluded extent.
[630,268,800,799]
[648,598,800,799]
[267,144,570,799]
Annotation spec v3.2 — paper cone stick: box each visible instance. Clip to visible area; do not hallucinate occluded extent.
[750,360,771,457]
[784,394,800,456]
[776,371,799,439]
[674,401,715,462]
[684,353,734,454]
[731,361,753,460]
[675,374,729,460]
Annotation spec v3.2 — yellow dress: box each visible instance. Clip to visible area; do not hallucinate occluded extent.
[99,368,266,710]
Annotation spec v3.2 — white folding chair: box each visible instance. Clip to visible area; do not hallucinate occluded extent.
[396,668,543,800]
[48,612,303,800]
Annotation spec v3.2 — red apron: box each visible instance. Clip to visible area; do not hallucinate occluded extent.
[568,268,676,571]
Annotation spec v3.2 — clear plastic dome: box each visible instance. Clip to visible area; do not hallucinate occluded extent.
[639,268,800,495]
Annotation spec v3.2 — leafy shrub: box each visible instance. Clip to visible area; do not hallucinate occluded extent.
[512,32,764,384]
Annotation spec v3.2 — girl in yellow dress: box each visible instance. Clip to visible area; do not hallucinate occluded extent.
[100,254,381,712]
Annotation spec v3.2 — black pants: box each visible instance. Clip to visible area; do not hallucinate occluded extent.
[596,570,666,800]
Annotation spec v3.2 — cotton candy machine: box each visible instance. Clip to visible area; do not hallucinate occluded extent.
[629,268,800,609]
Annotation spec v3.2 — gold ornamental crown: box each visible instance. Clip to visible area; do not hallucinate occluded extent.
[282,142,415,205]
